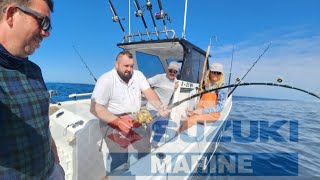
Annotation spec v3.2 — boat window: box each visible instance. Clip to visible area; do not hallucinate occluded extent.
[180,48,205,83]
[136,51,165,78]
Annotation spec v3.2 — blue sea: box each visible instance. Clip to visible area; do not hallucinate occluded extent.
[46,83,320,179]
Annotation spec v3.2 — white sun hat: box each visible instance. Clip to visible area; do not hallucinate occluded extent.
[209,63,223,72]
[168,61,180,72]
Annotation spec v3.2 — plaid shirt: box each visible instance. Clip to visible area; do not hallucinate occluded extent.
[0,44,54,179]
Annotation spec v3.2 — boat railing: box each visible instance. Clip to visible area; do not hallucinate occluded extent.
[124,29,176,42]
[68,93,92,100]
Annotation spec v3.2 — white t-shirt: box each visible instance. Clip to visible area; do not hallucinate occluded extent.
[146,73,177,111]
[91,68,150,114]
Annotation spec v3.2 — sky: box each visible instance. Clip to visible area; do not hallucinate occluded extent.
[30,0,320,101]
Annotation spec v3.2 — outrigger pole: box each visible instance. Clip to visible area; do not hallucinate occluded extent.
[228,42,272,97]
[156,0,169,38]
[134,0,151,40]
[108,0,127,42]
[146,0,160,39]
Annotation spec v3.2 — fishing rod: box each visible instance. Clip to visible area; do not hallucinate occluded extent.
[199,35,216,91]
[151,80,320,121]
[72,45,97,82]
[134,0,151,40]
[228,45,235,86]
[146,0,160,39]
[155,0,170,38]
[168,82,320,110]
[228,42,272,97]
[155,81,320,145]
[108,0,127,42]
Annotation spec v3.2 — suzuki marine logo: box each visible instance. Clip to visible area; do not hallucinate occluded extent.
[106,119,299,148]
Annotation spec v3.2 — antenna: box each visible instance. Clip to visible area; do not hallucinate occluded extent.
[182,0,188,39]
[128,0,131,42]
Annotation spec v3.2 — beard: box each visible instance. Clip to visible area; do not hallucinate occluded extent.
[117,70,133,83]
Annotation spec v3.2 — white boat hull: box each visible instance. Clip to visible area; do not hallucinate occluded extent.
[50,85,232,179]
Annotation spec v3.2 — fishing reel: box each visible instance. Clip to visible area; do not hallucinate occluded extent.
[134,9,143,17]
[112,15,119,22]
[155,10,172,23]
[112,15,125,22]
[146,0,152,10]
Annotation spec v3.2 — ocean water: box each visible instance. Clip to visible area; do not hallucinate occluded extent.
[46,83,320,179]
[47,82,94,102]
[213,97,320,179]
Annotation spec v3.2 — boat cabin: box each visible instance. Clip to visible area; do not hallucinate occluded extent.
[118,38,209,83]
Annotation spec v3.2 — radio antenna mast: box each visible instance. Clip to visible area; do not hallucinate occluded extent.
[182,0,188,39]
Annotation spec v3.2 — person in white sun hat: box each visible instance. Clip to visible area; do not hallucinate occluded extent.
[146,61,180,148]
[177,62,226,134]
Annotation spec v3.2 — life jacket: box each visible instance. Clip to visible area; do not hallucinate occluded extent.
[196,91,218,110]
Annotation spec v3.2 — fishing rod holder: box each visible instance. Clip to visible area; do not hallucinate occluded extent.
[48,90,59,97]
[123,29,176,42]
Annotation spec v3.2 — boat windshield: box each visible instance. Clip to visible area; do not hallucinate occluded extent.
[136,51,165,78]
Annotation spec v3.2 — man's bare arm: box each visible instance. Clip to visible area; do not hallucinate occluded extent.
[90,100,133,133]
[143,87,162,109]
[90,101,118,123]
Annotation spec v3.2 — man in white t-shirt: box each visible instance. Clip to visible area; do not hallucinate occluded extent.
[146,61,179,147]
[90,51,168,174]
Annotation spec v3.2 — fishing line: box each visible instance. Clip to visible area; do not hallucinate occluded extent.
[228,42,272,97]
[228,45,235,86]
[72,45,97,82]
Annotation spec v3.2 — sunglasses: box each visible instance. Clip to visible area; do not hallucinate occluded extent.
[15,5,51,31]
[210,71,222,75]
[168,69,178,74]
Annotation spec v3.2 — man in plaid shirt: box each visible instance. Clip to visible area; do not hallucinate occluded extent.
[0,0,64,179]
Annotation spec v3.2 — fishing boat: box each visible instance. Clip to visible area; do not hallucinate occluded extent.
[48,0,320,179]
[49,0,233,179]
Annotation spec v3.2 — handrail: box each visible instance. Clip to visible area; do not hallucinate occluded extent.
[68,93,92,99]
